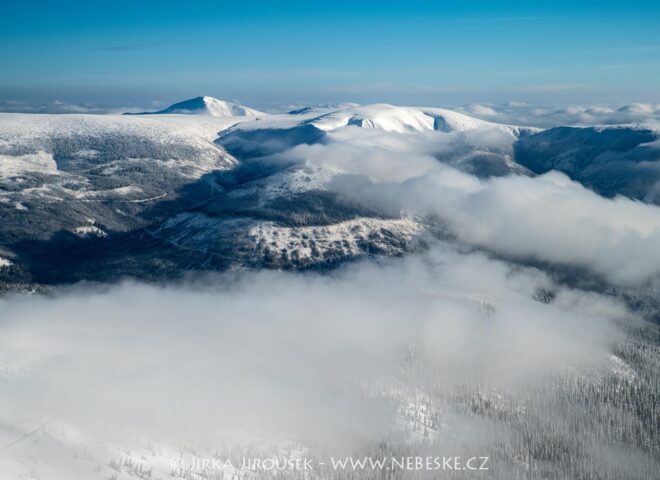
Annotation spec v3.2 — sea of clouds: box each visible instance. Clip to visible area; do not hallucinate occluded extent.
[456,102,660,127]
[0,243,625,444]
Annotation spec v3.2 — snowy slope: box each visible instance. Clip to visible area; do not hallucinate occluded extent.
[0,113,238,204]
[0,113,239,251]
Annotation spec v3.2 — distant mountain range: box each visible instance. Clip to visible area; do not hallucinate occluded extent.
[0,97,658,290]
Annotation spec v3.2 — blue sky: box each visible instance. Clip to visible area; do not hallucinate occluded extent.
[1,0,660,111]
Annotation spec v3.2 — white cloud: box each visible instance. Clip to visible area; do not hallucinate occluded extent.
[331,166,660,287]
[0,100,151,115]
[0,243,622,447]
[456,103,660,127]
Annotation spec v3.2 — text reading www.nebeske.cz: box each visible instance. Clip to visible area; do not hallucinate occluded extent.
[172,456,489,472]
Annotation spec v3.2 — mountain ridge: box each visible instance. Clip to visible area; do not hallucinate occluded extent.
[124,96,264,117]
[1,102,659,290]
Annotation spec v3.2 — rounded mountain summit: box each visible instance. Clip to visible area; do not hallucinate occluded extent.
[125,96,264,117]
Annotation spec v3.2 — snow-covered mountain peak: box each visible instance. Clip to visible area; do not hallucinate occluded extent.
[126,96,265,117]
[307,104,430,133]
[305,103,527,135]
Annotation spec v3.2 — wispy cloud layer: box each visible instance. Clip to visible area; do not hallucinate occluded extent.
[0,99,159,115]
[457,102,660,127]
